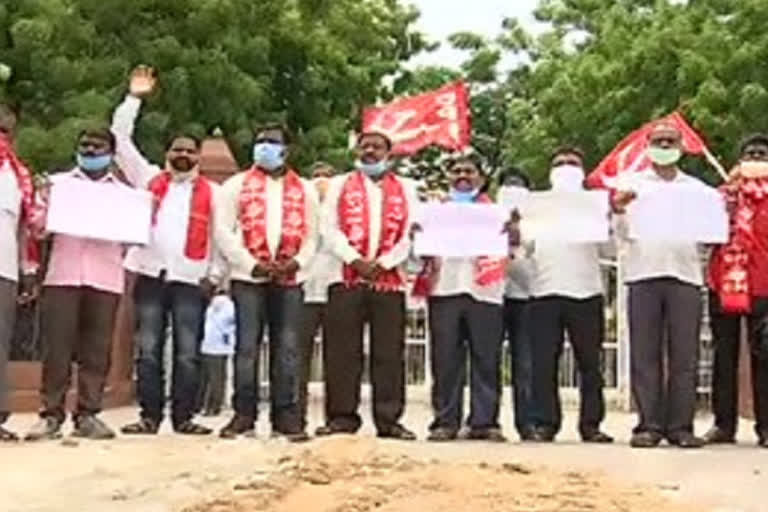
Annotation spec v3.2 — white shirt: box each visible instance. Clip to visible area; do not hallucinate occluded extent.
[200,295,236,356]
[303,236,337,303]
[505,257,533,300]
[215,171,319,284]
[112,95,222,285]
[618,169,704,286]
[530,241,605,299]
[322,172,418,289]
[430,257,505,305]
[0,163,21,282]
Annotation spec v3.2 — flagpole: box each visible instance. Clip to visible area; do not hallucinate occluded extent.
[702,147,729,182]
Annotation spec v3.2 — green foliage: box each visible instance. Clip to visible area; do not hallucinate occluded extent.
[0,0,430,174]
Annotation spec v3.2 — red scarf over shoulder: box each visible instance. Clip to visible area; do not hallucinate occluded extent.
[0,134,39,267]
[239,167,307,285]
[708,175,768,313]
[148,171,213,261]
[412,193,506,297]
[338,171,409,292]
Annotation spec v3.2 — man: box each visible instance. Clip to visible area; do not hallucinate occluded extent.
[215,124,319,441]
[417,156,507,442]
[497,168,536,441]
[319,132,418,440]
[526,147,613,444]
[614,124,707,449]
[298,162,336,431]
[111,66,221,436]
[705,134,768,448]
[0,102,39,442]
[25,126,152,441]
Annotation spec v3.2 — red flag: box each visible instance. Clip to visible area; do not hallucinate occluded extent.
[362,81,471,156]
[586,112,710,188]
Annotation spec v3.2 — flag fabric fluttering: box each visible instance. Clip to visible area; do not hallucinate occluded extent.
[586,111,725,189]
[362,81,471,156]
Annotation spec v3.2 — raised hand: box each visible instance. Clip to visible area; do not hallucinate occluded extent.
[129,65,157,98]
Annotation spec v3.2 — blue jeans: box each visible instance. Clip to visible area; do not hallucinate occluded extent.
[231,281,303,433]
[504,298,535,435]
[134,275,205,427]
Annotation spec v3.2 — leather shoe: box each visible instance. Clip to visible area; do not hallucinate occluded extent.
[630,431,662,448]
[427,427,457,442]
[377,424,417,441]
[667,431,705,449]
[702,426,735,445]
[315,424,357,437]
[581,430,614,444]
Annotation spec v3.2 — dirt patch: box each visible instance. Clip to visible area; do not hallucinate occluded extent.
[180,437,695,512]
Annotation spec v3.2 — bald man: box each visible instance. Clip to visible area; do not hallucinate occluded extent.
[614,124,707,449]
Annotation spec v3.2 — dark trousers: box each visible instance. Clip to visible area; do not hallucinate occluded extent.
[428,294,503,431]
[231,281,303,433]
[40,285,119,422]
[0,278,16,424]
[198,354,228,414]
[134,275,205,427]
[530,295,606,436]
[709,292,768,438]
[629,278,701,436]
[324,284,406,433]
[298,302,326,429]
[504,298,535,435]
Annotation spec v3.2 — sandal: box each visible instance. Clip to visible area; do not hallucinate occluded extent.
[174,420,212,436]
[0,425,19,442]
[121,418,160,435]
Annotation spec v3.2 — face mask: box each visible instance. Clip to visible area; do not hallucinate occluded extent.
[76,153,113,173]
[549,164,584,191]
[253,142,286,172]
[357,159,388,178]
[449,188,478,203]
[647,146,682,166]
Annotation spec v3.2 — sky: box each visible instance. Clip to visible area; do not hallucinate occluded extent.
[407,0,540,69]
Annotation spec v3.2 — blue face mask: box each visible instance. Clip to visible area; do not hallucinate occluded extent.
[449,188,478,203]
[357,159,389,178]
[76,153,113,173]
[253,142,286,172]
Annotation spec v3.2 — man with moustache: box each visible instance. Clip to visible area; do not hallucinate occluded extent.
[215,123,319,441]
[318,132,418,440]
[111,66,221,436]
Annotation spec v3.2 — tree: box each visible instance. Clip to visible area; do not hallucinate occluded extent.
[497,0,768,186]
[0,0,431,173]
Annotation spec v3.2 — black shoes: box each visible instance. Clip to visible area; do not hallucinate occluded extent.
[427,427,458,442]
[630,431,663,448]
[702,426,736,445]
[377,424,417,441]
[667,431,705,449]
[465,427,507,443]
[219,415,255,439]
[581,430,615,444]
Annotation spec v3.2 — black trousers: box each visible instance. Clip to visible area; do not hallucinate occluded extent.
[428,294,503,431]
[298,302,326,429]
[530,294,606,436]
[504,298,535,435]
[629,278,701,437]
[709,291,768,438]
[323,284,406,433]
[0,278,15,424]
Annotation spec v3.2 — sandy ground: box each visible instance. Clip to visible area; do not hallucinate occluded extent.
[1,395,766,512]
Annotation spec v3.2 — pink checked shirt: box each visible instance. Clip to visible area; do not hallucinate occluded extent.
[43,168,150,295]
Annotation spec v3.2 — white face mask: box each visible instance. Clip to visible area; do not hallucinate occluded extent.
[549,164,585,191]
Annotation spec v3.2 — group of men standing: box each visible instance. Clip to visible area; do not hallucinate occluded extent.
[0,66,766,449]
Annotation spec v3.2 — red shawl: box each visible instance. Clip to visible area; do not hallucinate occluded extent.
[239,167,307,284]
[709,176,768,313]
[338,171,409,292]
[0,133,39,268]
[148,171,213,261]
[412,193,506,298]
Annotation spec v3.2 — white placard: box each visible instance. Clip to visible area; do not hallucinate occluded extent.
[519,190,610,243]
[498,186,530,211]
[414,202,508,257]
[46,175,152,245]
[626,181,728,243]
